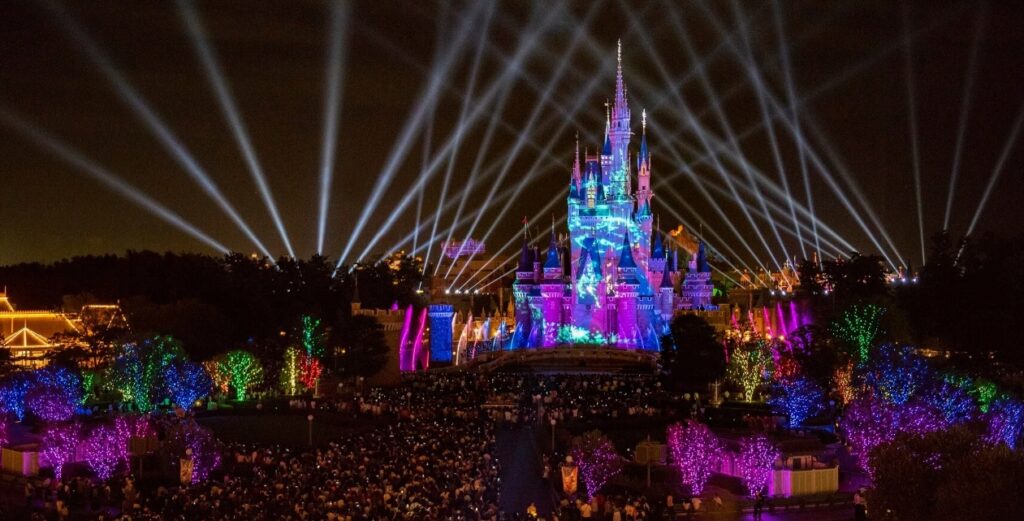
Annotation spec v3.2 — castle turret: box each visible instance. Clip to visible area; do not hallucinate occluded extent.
[658,257,675,320]
[540,230,565,346]
[510,234,536,348]
[615,234,640,346]
[609,40,631,201]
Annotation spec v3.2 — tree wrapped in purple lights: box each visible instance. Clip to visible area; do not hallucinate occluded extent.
[863,344,931,405]
[163,360,212,409]
[570,430,623,501]
[737,434,780,496]
[40,423,81,481]
[83,424,127,480]
[983,396,1024,449]
[667,421,722,496]
[840,396,946,472]
[768,375,826,427]
[166,419,222,483]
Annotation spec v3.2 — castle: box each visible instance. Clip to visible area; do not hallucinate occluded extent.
[510,42,715,351]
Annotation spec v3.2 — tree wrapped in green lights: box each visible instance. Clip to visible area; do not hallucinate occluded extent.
[727,339,774,402]
[831,304,884,364]
[301,315,327,359]
[108,336,186,412]
[217,350,263,401]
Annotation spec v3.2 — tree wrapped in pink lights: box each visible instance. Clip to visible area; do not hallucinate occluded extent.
[738,434,780,496]
[40,423,81,481]
[83,424,127,480]
[667,421,722,496]
[570,430,623,501]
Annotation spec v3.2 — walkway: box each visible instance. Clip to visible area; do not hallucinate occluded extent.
[496,424,554,516]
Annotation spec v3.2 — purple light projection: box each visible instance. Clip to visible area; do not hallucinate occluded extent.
[397,304,414,372]
[411,307,428,371]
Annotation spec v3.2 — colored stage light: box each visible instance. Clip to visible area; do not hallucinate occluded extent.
[0,109,229,253]
[178,0,297,257]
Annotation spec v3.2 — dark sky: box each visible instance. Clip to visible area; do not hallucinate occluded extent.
[1,0,1022,270]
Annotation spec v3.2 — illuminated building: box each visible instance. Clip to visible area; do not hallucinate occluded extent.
[0,291,126,367]
[510,43,716,350]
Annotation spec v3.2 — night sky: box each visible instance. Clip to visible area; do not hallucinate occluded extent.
[1,0,1022,270]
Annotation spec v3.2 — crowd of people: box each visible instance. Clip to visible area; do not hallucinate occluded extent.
[5,373,710,520]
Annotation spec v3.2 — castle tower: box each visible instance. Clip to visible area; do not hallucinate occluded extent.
[658,258,675,321]
[540,230,565,347]
[510,234,536,348]
[648,231,666,287]
[615,234,640,346]
[428,304,455,364]
[609,40,631,201]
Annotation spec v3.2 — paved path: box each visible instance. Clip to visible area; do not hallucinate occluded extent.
[496,424,553,516]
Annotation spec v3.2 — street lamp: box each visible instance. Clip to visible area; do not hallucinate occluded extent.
[550,418,556,452]
[307,414,314,446]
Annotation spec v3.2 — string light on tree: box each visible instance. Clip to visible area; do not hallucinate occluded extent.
[831,304,884,363]
[737,434,780,496]
[219,350,264,401]
[667,421,722,495]
[40,423,80,481]
[570,431,623,501]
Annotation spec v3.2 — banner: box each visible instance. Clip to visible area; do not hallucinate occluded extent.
[179,458,193,485]
[561,464,578,495]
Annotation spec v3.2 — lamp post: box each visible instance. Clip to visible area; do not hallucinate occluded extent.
[307,414,314,446]
[550,418,557,452]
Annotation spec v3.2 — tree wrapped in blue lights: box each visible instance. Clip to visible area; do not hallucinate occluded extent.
[863,344,931,405]
[768,375,826,427]
[984,397,1024,449]
[919,380,975,425]
[570,430,623,501]
[738,434,780,496]
[0,372,33,421]
[26,366,82,422]
[163,360,212,409]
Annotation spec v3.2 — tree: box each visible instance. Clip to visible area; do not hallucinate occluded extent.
[667,421,722,495]
[108,336,186,412]
[660,314,725,389]
[737,434,780,496]
[163,360,212,409]
[830,304,885,364]
[217,350,263,401]
[40,423,81,481]
[570,430,623,501]
[869,427,1024,521]
[726,338,774,401]
[335,315,388,377]
[768,375,826,427]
